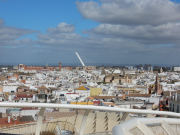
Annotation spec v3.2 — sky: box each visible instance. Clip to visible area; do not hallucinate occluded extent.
[1,0,180,66]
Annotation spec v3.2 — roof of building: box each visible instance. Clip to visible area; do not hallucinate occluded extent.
[0,75,7,78]
[86,95,125,100]
[16,92,36,94]
[17,85,29,89]
[163,91,171,98]
[134,86,147,88]
[126,94,151,97]
[103,102,119,106]
[0,117,35,125]
[0,75,7,81]
[38,85,48,90]
[19,116,35,122]
[48,87,57,90]
[16,94,33,98]
[106,75,113,78]
[76,86,90,90]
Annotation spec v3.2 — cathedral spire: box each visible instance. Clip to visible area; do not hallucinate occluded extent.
[160,67,163,73]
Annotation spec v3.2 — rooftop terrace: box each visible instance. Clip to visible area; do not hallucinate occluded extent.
[0,103,179,135]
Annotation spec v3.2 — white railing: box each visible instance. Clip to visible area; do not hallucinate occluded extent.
[113,118,180,135]
[0,103,180,135]
[1,103,180,117]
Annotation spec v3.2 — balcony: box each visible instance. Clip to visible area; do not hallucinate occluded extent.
[0,103,180,135]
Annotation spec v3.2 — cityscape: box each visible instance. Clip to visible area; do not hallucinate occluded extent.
[0,53,180,134]
[1,0,180,135]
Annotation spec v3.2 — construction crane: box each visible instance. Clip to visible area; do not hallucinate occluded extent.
[75,52,85,67]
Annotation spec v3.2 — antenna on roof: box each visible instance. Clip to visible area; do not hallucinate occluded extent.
[75,52,85,67]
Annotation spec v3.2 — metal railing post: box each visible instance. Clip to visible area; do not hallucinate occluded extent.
[79,109,91,135]
[120,112,129,123]
[137,121,155,135]
[161,120,176,135]
[35,107,45,135]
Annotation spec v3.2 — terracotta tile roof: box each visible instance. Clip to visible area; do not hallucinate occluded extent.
[17,85,29,89]
[103,102,118,106]
[38,85,48,90]
[17,92,36,94]
[0,117,35,127]
[126,94,151,97]
[16,94,33,98]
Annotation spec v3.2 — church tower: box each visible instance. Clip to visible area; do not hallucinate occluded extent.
[155,75,163,95]
[160,67,163,73]
[59,62,61,71]
[155,75,160,91]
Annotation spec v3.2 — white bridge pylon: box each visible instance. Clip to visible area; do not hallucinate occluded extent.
[75,52,85,67]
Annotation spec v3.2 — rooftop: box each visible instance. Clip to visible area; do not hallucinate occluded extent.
[0,103,179,135]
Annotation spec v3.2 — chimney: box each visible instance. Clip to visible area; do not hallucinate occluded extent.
[9,95,12,101]
[175,92,177,100]
[8,116,10,123]
[33,94,36,101]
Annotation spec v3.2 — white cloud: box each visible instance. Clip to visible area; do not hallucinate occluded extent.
[83,23,180,44]
[76,0,180,25]
[0,26,38,41]
[0,18,4,24]
[37,33,81,40]
[0,18,38,46]
[47,23,75,33]
[36,29,144,53]
[2,1,180,65]
[3,38,35,46]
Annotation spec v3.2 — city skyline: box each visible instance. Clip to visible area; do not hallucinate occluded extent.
[1,0,180,65]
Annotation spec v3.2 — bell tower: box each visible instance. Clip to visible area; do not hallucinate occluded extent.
[59,62,61,71]
[155,75,163,95]
[155,75,160,91]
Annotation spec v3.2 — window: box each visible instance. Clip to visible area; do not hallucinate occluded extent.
[172,104,174,112]
[170,103,171,111]
[177,105,179,113]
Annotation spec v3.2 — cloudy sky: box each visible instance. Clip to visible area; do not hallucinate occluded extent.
[0,0,180,66]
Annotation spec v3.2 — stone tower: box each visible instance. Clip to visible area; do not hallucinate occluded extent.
[160,67,163,73]
[59,62,61,71]
[155,75,160,91]
[155,75,163,95]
